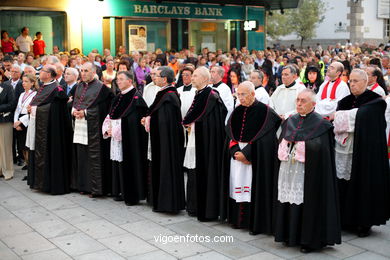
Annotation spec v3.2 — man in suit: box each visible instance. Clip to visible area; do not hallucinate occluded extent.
[0,78,15,180]
[55,62,67,89]
[2,64,24,165]
[64,67,78,98]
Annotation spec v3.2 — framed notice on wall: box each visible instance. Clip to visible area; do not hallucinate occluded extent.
[128,25,147,52]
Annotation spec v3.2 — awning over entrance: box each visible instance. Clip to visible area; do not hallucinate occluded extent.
[152,0,300,10]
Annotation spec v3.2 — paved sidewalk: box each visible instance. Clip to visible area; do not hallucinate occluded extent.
[1,167,390,260]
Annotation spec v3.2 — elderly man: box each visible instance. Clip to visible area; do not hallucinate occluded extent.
[3,64,24,165]
[274,89,341,252]
[315,61,350,118]
[23,65,37,77]
[102,71,148,205]
[221,81,281,234]
[182,66,227,220]
[64,67,79,98]
[71,62,114,197]
[335,69,390,237]
[26,64,72,194]
[0,74,15,180]
[249,70,272,105]
[55,63,67,89]
[210,66,234,124]
[142,66,185,213]
[271,65,306,119]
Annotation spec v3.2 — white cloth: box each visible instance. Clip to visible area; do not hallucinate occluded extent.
[368,83,386,97]
[211,83,234,125]
[333,109,358,180]
[385,96,390,144]
[255,86,272,106]
[229,142,253,203]
[183,123,196,169]
[102,117,123,162]
[177,85,196,119]
[72,107,88,145]
[315,80,350,116]
[25,106,37,150]
[14,90,36,127]
[143,82,160,107]
[15,35,33,52]
[271,83,306,118]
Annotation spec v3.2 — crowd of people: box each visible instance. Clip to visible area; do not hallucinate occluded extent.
[1,27,390,253]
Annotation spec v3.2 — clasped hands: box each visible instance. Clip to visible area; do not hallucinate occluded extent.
[73,109,85,120]
[234,151,251,165]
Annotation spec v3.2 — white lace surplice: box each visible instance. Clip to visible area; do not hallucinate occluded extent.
[229,142,253,203]
[102,117,123,162]
[333,109,357,181]
[277,139,306,205]
[25,106,37,150]
[183,123,196,169]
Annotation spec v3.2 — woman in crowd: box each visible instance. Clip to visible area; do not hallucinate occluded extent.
[14,74,37,177]
[135,57,150,94]
[1,30,16,55]
[304,65,323,93]
[102,59,116,89]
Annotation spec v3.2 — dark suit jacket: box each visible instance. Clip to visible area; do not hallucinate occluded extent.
[0,83,15,123]
[58,77,67,89]
[3,79,24,104]
[65,82,78,97]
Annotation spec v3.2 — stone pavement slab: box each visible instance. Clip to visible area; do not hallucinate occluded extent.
[1,168,390,260]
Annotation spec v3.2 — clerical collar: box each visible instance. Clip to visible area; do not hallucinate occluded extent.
[43,80,56,86]
[330,78,339,83]
[159,85,172,92]
[121,86,134,94]
[255,85,262,90]
[299,109,314,118]
[86,79,97,86]
[285,81,296,88]
[212,81,223,88]
[183,84,192,92]
[195,85,209,95]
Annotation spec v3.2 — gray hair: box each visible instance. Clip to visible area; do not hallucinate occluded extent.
[238,81,255,93]
[195,66,211,82]
[117,70,134,82]
[251,70,264,81]
[83,62,97,73]
[66,67,79,78]
[12,64,22,73]
[282,64,298,75]
[351,68,368,82]
[157,66,175,84]
[24,65,36,74]
[299,89,316,102]
[47,55,60,65]
[213,66,225,78]
[55,62,65,72]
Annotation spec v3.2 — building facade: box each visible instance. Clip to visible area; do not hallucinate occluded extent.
[0,0,267,54]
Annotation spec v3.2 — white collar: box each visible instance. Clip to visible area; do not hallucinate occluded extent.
[121,86,134,94]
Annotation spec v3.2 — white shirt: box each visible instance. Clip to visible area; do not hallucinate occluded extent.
[15,35,33,52]
[271,82,306,117]
[255,86,272,106]
[177,85,196,119]
[211,82,234,124]
[14,90,36,127]
[368,83,386,97]
[315,79,350,116]
[143,82,160,107]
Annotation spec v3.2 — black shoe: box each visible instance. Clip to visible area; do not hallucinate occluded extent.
[17,159,24,166]
[249,231,259,236]
[22,165,28,170]
[187,211,197,217]
[22,176,27,181]
[300,246,313,253]
[357,226,371,237]
[113,196,124,201]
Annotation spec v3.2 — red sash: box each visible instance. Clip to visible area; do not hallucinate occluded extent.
[321,78,341,100]
[371,83,379,92]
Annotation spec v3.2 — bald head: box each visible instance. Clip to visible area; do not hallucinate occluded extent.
[327,61,344,80]
[191,67,211,90]
[237,81,256,107]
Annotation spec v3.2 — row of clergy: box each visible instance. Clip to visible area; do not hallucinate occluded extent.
[24,62,390,253]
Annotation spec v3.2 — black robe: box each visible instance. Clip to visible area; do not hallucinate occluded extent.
[337,90,390,228]
[182,86,227,221]
[274,111,341,249]
[27,81,72,195]
[220,101,281,234]
[108,88,148,205]
[149,86,185,213]
[71,79,114,196]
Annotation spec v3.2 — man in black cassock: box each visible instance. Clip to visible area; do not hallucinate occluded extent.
[141,66,185,213]
[26,64,72,195]
[334,69,390,237]
[72,62,113,197]
[102,71,148,205]
[220,81,280,234]
[182,67,226,221]
[274,89,341,253]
